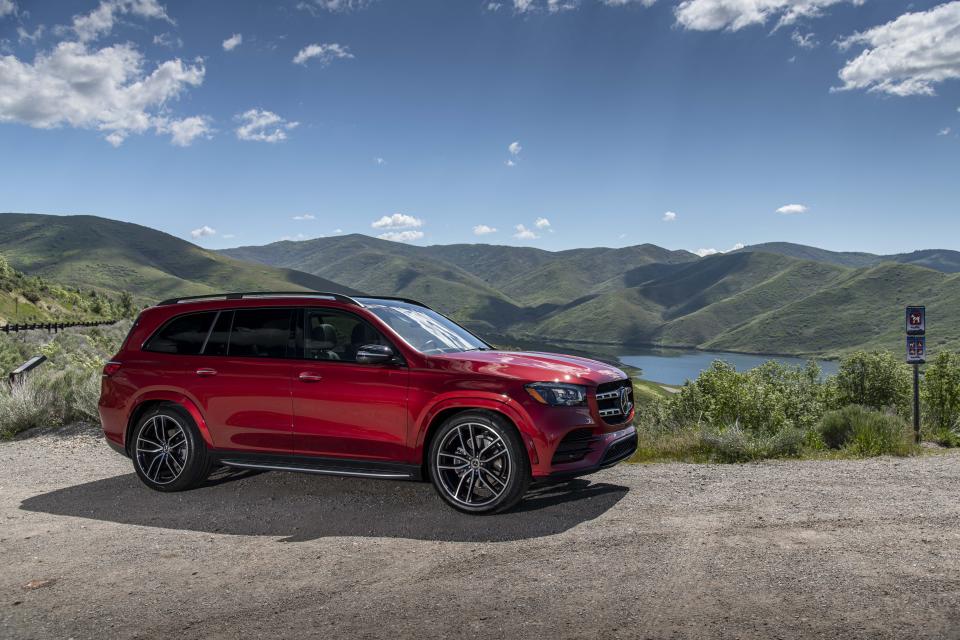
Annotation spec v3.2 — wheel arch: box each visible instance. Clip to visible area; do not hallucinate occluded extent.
[417,399,540,479]
[124,392,213,454]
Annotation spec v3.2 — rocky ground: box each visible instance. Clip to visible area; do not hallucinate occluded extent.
[2,425,959,639]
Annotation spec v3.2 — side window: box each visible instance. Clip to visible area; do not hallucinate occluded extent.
[144,312,217,355]
[303,309,388,363]
[228,309,294,359]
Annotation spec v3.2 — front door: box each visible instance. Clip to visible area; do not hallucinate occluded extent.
[291,308,409,461]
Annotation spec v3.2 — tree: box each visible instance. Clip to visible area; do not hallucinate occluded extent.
[922,352,960,434]
[833,351,911,415]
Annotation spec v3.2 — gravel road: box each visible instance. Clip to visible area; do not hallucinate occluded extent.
[2,425,960,640]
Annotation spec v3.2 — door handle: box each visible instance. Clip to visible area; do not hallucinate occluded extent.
[196,368,218,377]
[298,372,323,383]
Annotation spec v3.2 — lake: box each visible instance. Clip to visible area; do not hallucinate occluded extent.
[618,348,839,386]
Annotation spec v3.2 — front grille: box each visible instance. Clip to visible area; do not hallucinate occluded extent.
[601,434,638,465]
[595,379,633,425]
[551,428,600,465]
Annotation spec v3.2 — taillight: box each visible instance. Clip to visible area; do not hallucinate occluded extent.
[102,361,122,377]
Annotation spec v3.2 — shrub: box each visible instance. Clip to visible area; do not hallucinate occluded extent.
[0,377,56,438]
[817,405,912,457]
[832,351,911,416]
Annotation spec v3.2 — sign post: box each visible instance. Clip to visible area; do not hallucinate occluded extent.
[906,306,926,444]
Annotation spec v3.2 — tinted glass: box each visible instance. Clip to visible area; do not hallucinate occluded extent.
[203,310,232,356]
[358,299,487,354]
[144,312,216,355]
[303,309,389,362]
[228,308,294,358]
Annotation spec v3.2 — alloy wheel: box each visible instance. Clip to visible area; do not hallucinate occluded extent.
[135,414,188,485]
[435,422,512,508]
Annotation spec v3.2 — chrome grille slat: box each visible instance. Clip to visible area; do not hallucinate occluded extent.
[595,379,634,425]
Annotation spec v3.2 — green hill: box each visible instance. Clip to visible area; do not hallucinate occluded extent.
[5,213,959,358]
[0,213,355,303]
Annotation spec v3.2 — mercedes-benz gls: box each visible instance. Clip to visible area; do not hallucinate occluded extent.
[98,292,638,514]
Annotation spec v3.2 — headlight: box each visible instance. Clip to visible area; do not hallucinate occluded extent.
[525,382,587,406]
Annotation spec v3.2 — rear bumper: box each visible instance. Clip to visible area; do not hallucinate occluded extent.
[538,424,637,479]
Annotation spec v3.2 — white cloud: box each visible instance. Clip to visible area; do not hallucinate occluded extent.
[297,0,372,14]
[293,42,354,66]
[70,0,172,43]
[514,0,536,12]
[371,213,423,229]
[487,2,503,10]
[152,32,182,48]
[0,0,16,18]
[17,25,45,44]
[835,3,960,97]
[378,230,424,242]
[513,224,539,240]
[602,0,657,6]
[234,109,299,143]
[159,115,212,146]
[280,233,311,241]
[375,157,385,165]
[508,140,522,155]
[939,127,952,136]
[505,159,516,167]
[674,0,861,32]
[534,216,551,229]
[293,213,316,220]
[791,30,818,49]
[776,203,808,214]
[473,224,497,235]
[0,41,206,146]
[190,225,216,239]
[222,33,242,52]
[695,242,743,257]
[662,210,677,222]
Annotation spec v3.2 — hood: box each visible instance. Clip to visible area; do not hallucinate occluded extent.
[430,350,627,386]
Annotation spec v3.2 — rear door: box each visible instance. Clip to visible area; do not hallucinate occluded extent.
[187,307,296,453]
[291,307,410,461]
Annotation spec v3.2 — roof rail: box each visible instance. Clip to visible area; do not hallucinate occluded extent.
[157,291,362,306]
[355,295,431,309]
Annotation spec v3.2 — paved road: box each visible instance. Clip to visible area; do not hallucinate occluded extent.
[2,425,959,639]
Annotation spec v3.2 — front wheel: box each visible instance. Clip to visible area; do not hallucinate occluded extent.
[428,411,530,514]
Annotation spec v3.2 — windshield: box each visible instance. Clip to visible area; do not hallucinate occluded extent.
[359,299,489,355]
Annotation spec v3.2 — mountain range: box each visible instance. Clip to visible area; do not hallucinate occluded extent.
[3,212,960,357]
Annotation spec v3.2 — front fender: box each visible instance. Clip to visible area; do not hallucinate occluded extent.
[413,392,541,466]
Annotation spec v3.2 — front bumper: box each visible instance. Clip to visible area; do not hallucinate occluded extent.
[536,424,638,479]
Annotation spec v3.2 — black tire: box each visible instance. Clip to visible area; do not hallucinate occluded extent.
[427,410,530,514]
[131,404,212,492]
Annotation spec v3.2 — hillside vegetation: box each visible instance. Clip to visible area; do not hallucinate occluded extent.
[224,233,960,357]
[3,213,957,357]
[0,213,356,304]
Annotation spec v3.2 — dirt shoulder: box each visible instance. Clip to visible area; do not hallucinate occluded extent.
[1,426,959,639]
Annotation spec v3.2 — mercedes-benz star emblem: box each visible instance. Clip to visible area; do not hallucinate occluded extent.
[618,386,632,415]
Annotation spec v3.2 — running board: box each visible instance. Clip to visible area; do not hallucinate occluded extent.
[217,455,420,481]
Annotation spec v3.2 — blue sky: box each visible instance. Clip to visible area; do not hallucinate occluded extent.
[0,0,958,255]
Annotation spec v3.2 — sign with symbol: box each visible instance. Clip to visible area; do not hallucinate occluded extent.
[906,306,925,335]
[907,335,926,364]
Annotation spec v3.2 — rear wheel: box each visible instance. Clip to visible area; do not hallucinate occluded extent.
[428,411,530,514]
[131,404,212,492]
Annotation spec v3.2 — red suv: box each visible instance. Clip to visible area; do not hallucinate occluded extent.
[98,292,638,513]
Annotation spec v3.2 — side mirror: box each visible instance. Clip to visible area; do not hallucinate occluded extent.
[356,344,396,364]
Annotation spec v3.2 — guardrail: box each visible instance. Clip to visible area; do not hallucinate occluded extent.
[1,320,117,334]
[8,355,47,386]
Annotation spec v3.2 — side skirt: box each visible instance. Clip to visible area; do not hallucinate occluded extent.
[211,451,423,481]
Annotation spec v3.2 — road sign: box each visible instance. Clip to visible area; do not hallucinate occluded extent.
[906,305,925,335]
[907,335,926,364]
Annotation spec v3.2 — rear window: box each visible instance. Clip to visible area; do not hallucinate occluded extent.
[227,308,295,359]
[143,312,217,355]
